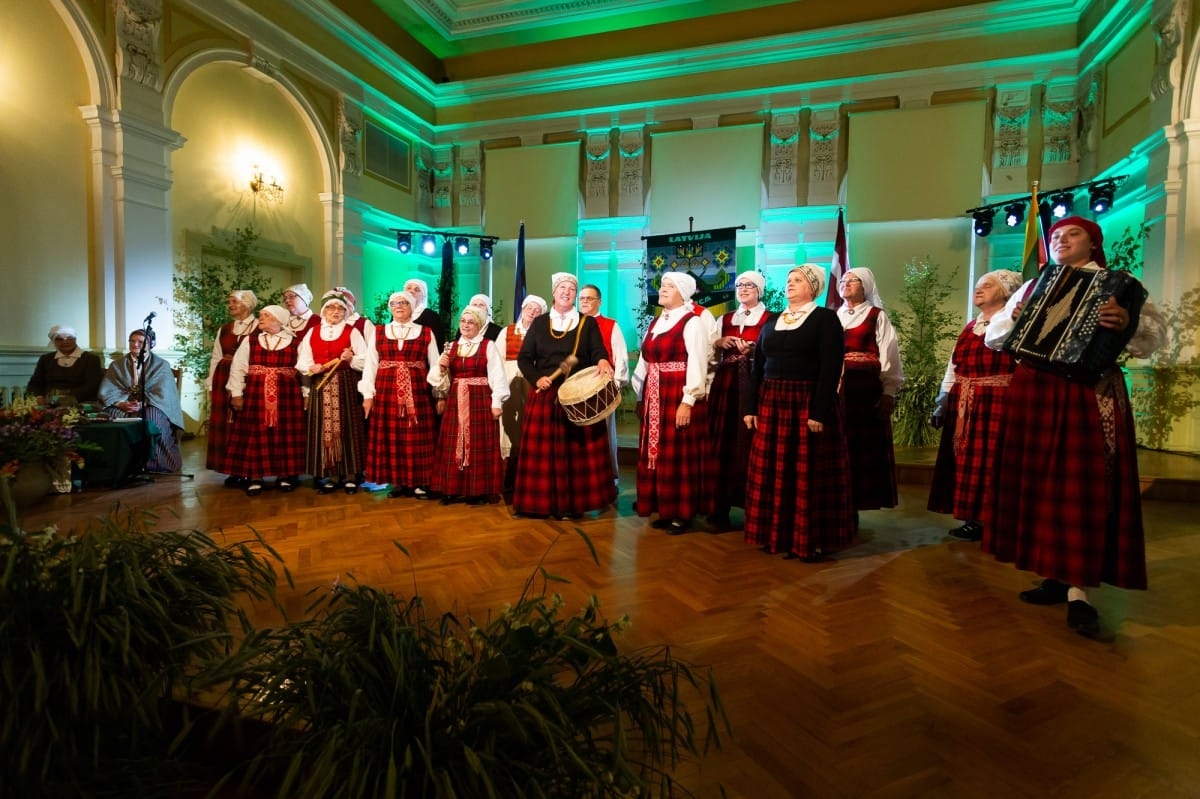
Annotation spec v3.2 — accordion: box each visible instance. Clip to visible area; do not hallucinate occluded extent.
[1002,263,1147,383]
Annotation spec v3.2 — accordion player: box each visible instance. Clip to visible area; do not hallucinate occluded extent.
[1001,263,1147,383]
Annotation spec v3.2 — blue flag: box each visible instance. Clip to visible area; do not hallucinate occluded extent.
[513,222,527,314]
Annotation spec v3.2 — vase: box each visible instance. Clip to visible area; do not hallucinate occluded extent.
[3,462,55,524]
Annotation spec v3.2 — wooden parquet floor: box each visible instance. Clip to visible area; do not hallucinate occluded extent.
[24,442,1200,799]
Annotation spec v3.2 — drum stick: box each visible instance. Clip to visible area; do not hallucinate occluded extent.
[311,356,344,395]
[537,354,578,392]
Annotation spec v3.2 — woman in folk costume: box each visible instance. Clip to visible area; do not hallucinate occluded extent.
[361,290,442,499]
[742,265,854,560]
[283,283,321,339]
[707,270,773,527]
[632,271,715,534]
[837,267,904,511]
[512,273,616,519]
[982,216,1164,639]
[99,328,185,474]
[467,293,504,341]
[926,270,1023,541]
[427,306,509,504]
[404,277,446,350]
[296,291,368,494]
[225,305,305,496]
[496,294,547,491]
[333,285,374,341]
[27,324,105,404]
[205,289,259,484]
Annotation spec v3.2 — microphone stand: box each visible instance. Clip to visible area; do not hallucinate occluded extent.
[126,318,155,485]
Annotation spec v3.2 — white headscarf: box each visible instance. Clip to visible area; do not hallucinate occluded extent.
[661,271,697,302]
[736,270,765,301]
[284,284,313,305]
[845,267,884,308]
[388,290,419,312]
[469,293,493,321]
[48,325,77,342]
[551,272,578,293]
[229,289,259,311]
[459,305,487,333]
[260,304,294,339]
[404,278,429,315]
[521,294,548,315]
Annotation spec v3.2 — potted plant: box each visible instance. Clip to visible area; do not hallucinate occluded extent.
[0,510,285,797]
[0,395,97,527]
[889,258,960,448]
[210,536,729,798]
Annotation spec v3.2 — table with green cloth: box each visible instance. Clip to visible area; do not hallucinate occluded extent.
[77,419,161,488]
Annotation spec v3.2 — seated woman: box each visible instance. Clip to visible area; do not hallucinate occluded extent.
[98,329,184,474]
[27,324,105,404]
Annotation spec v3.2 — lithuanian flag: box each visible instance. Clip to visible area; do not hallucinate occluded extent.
[1022,182,1047,282]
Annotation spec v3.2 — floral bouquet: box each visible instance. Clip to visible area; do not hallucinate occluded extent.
[0,396,98,529]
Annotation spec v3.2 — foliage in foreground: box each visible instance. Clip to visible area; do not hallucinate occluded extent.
[211,535,729,799]
[0,511,285,797]
[889,257,960,448]
[1128,286,1200,450]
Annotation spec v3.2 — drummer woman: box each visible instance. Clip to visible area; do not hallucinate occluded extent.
[296,291,368,494]
[361,290,442,499]
[427,306,509,504]
[632,271,714,534]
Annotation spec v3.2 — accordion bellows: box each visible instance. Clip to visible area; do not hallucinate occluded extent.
[1003,263,1147,383]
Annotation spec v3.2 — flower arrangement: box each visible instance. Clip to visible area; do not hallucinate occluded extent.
[0,395,97,528]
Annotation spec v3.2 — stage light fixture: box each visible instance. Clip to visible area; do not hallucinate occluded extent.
[396,231,411,253]
[479,238,494,260]
[1004,202,1024,228]
[421,234,437,256]
[1089,181,1115,214]
[454,236,470,256]
[1049,191,1073,218]
[972,209,994,237]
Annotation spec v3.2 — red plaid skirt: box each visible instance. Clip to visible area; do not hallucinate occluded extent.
[841,361,897,509]
[226,364,305,478]
[635,365,714,521]
[744,378,855,556]
[431,366,503,497]
[206,356,235,473]
[980,365,1146,589]
[707,357,754,511]
[365,341,436,488]
[511,386,617,515]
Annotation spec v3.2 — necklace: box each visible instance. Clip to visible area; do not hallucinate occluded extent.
[781,308,807,325]
[263,332,288,351]
[457,340,479,357]
[390,321,412,339]
[843,303,865,317]
[549,313,571,339]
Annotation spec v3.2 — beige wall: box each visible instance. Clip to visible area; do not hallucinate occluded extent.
[1099,25,1154,172]
[170,62,326,276]
[0,0,92,348]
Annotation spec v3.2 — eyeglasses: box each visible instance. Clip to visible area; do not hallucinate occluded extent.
[839,277,862,285]
[734,282,757,289]
[578,296,599,302]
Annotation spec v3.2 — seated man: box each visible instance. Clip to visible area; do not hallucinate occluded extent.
[98,328,185,473]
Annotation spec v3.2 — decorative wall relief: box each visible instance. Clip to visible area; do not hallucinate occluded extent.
[415,145,435,216]
[584,132,612,218]
[431,147,453,210]
[993,89,1031,170]
[337,98,362,177]
[808,111,838,185]
[114,0,162,89]
[617,128,645,217]
[1042,85,1078,165]
[768,113,796,203]
[1152,0,1189,122]
[458,144,481,208]
[1076,73,1101,158]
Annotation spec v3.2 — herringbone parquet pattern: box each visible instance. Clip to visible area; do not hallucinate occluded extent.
[25,441,1200,798]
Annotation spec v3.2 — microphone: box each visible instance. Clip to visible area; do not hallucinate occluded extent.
[144,311,157,324]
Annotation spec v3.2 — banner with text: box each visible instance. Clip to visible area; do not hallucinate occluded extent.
[644,227,738,312]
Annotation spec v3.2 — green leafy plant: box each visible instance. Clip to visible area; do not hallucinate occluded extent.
[889,257,960,448]
[0,510,285,797]
[212,532,728,798]
[170,226,282,387]
[1128,286,1200,450]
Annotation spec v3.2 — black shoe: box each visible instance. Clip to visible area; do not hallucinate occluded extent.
[1067,600,1101,638]
[245,481,264,497]
[414,487,436,500]
[224,475,248,488]
[1019,578,1070,606]
[277,477,298,493]
[343,481,359,495]
[651,518,671,530]
[316,480,336,494]
[706,510,731,527]
[666,518,690,535]
[948,521,983,541]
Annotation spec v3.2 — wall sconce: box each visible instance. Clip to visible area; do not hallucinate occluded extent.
[249,167,284,203]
